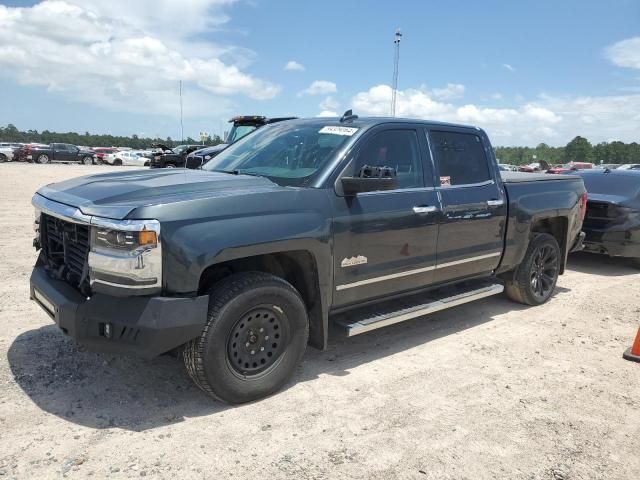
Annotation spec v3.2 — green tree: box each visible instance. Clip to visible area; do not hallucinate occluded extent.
[565,136,593,162]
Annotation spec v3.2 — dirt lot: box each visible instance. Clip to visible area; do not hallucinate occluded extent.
[0,163,638,479]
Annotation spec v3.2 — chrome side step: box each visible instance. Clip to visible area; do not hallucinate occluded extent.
[333,280,504,337]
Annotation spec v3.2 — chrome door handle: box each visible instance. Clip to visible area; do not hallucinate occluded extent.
[487,199,504,207]
[413,206,438,214]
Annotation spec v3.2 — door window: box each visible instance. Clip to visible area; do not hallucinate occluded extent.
[430,131,491,186]
[353,129,424,190]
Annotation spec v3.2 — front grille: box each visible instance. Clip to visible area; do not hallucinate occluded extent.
[583,201,624,230]
[41,213,90,291]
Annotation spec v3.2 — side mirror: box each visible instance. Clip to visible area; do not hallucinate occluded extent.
[341,165,398,196]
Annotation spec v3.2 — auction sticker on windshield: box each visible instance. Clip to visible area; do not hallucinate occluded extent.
[319,126,359,136]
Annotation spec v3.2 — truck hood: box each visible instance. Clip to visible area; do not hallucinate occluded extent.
[36,168,282,220]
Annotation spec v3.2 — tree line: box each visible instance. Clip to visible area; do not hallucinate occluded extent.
[0,124,223,149]
[496,136,640,166]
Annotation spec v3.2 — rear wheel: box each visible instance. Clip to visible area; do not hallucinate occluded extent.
[113,159,122,166]
[82,156,93,165]
[36,154,50,164]
[0,153,6,162]
[183,272,309,404]
[165,163,176,168]
[505,233,561,305]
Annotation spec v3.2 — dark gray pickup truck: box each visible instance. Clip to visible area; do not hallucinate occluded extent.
[30,114,586,403]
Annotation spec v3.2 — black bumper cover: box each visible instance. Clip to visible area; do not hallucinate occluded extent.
[30,267,208,358]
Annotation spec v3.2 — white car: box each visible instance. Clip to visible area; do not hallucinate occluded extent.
[104,151,147,167]
[617,163,640,170]
[0,147,14,162]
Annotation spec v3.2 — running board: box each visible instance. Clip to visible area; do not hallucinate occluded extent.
[333,279,504,337]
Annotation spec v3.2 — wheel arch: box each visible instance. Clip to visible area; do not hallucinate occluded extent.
[198,250,328,350]
[530,216,568,274]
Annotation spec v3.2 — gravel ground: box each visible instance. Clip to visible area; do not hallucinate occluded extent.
[0,163,639,479]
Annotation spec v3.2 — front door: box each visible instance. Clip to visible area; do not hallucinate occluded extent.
[331,125,440,308]
[427,128,507,283]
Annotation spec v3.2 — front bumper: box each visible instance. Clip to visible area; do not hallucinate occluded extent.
[30,266,208,358]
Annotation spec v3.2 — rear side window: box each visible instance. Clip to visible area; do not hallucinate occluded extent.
[355,129,424,189]
[430,131,491,186]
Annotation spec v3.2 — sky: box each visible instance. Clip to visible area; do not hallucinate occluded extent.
[0,0,639,146]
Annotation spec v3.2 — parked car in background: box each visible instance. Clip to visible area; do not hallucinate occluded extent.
[92,147,118,164]
[28,143,96,165]
[576,169,640,268]
[149,144,204,168]
[519,161,550,172]
[0,146,15,162]
[185,116,297,169]
[498,164,518,172]
[104,151,147,167]
[617,164,640,170]
[14,143,48,162]
[547,162,594,174]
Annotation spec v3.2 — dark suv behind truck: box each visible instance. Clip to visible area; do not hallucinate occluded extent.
[29,143,96,165]
[29,114,586,404]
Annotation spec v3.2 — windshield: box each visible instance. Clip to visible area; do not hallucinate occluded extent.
[172,145,188,154]
[227,125,258,143]
[203,123,356,186]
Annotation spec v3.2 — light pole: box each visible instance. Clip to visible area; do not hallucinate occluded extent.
[391,28,402,117]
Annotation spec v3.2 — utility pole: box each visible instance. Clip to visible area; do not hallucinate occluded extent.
[179,80,184,143]
[391,28,402,117]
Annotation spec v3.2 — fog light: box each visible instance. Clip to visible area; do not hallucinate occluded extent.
[103,323,112,339]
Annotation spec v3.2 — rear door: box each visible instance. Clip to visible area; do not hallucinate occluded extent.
[331,124,441,308]
[427,128,507,283]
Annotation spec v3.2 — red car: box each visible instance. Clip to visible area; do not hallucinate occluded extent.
[547,162,594,174]
[92,147,118,164]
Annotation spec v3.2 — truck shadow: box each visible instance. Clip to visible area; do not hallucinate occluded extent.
[7,294,538,432]
[567,251,639,276]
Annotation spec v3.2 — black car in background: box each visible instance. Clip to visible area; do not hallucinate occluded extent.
[577,169,640,267]
[185,116,296,169]
[149,144,204,168]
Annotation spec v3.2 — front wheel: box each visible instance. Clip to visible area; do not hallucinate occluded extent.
[164,163,176,168]
[505,233,561,306]
[0,153,6,163]
[184,272,309,404]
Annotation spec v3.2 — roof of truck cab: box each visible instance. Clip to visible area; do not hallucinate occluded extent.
[285,116,482,131]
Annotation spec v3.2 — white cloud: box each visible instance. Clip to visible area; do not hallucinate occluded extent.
[431,83,465,100]
[350,84,640,146]
[606,37,640,69]
[317,111,338,117]
[284,60,305,71]
[502,63,515,72]
[0,1,279,117]
[319,96,340,111]
[300,80,337,96]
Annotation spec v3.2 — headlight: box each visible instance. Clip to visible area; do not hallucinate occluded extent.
[88,219,161,294]
[92,228,157,251]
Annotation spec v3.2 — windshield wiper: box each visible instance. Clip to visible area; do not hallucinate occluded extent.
[207,169,262,177]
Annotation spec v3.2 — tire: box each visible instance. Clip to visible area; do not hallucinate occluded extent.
[0,153,6,163]
[113,159,122,166]
[36,154,50,164]
[183,272,309,404]
[82,156,93,165]
[505,233,561,306]
[165,163,176,168]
